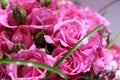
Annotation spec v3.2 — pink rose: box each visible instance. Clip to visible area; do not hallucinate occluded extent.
[83,7,110,32]
[12,26,34,48]
[45,19,86,47]
[91,47,113,74]
[80,33,107,50]
[7,46,56,80]
[58,2,110,33]
[111,44,120,70]
[58,2,86,22]
[27,7,57,25]
[0,31,14,53]
[52,46,91,76]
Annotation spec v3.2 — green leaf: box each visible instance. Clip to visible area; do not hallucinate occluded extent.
[44,24,104,79]
[0,59,67,79]
[107,33,120,49]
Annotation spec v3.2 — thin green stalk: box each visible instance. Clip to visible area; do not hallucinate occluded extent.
[44,24,104,79]
[0,59,67,79]
[98,0,120,13]
[107,33,120,48]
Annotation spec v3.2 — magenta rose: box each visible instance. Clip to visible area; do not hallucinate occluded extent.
[12,26,34,48]
[7,45,56,80]
[27,7,57,25]
[45,19,86,47]
[91,47,113,74]
[51,46,91,76]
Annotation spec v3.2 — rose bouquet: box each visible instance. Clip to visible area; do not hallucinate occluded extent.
[0,0,120,80]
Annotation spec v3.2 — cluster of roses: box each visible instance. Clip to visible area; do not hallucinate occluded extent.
[0,0,120,80]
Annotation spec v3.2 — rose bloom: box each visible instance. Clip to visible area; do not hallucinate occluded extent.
[91,47,113,74]
[111,44,120,70]
[12,26,34,48]
[7,45,56,80]
[27,7,57,25]
[51,46,91,77]
[45,19,86,47]
[58,2,110,31]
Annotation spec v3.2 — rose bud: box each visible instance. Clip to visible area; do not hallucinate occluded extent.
[44,0,51,7]
[0,0,8,9]
[12,4,27,24]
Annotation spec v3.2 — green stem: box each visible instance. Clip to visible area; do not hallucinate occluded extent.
[98,0,120,13]
[44,24,104,79]
[0,59,67,79]
[107,33,120,48]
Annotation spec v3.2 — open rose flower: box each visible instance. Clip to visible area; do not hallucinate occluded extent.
[110,44,120,70]
[27,7,57,25]
[91,47,113,74]
[51,46,91,76]
[7,45,56,80]
[58,2,110,32]
[45,19,86,47]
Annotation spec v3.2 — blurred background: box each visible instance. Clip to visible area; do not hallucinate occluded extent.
[70,0,120,45]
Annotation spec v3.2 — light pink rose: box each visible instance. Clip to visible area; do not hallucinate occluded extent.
[83,7,110,32]
[58,2,110,32]
[51,46,91,76]
[12,26,34,48]
[58,2,86,22]
[7,46,56,80]
[80,33,107,50]
[27,7,57,25]
[0,31,14,53]
[91,47,113,74]
[45,19,86,47]
[111,44,120,70]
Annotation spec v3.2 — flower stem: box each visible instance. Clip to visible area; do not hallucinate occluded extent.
[98,0,120,13]
[0,59,67,79]
[107,33,120,48]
